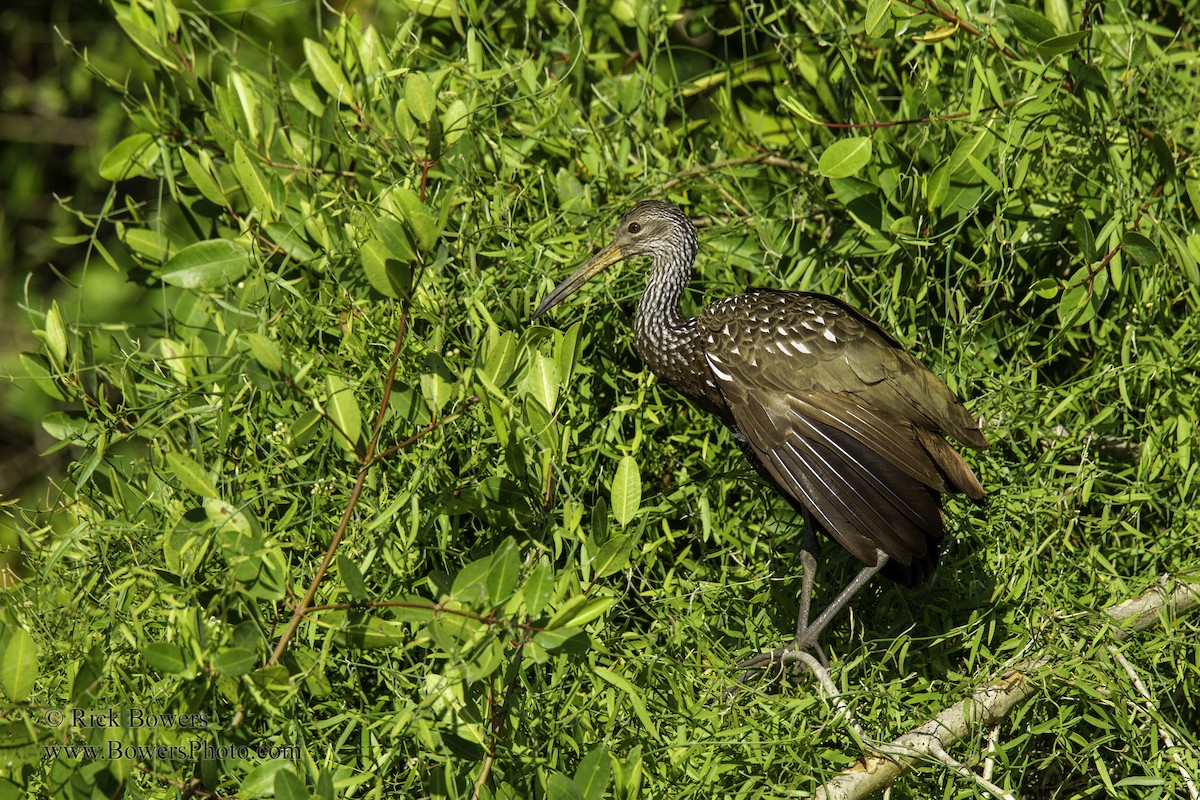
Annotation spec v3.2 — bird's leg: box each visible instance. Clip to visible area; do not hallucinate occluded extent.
[792,518,821,646]
[796,549,889,650]
[735,548,890,684]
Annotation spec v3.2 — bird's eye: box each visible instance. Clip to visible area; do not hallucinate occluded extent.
[628,222,641,234]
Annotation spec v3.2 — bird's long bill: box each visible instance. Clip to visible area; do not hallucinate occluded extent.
[531,241,625,320]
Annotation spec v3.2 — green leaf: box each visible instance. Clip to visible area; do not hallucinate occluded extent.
[1007,6,1056,43]
[1031,277,1061,299]
[303,38,356,105]
[443,96,471,145]
[325,374,363,451]
[243,333,284,372]
[229,70,262,143]
[1122,231,1162,265]
[341,619,409,649]
[485,537,520,605]
[123,227,173,262]
[864,0,892,37]
[533,627,586,653]
[591,534,631,579]
[166,451,220,498]
[162,239,253,290]
[524,560,553,617]
[142,642,187,674]
[241,761,292,799]
[927,160,950,211]
[480,331,519,395]
[405,71,437,124]
[22,353,64,400]
[818,137,872,179]
[233,141,275,221]
[965,154,1002,193]
[525,351,559,412]
[547,595,616,629]
[452,554,492,606]
[575,745,612,800]
[71,644,104,707]
[1057,263,1107,327]
[398,0,460,18]
[394,186,441,252]
[594,665,658,739]
[0,627,37,702]
[266,220,317,262]
[235,546,289,600]
[610,456,642,526]
[362,238,412,299]
[375,218,417,262]
[99,133,158,181]
[212,647,258,676]
[42,301,67,368]
[1185,179,1200,219]
[948,129,993,175]
[274,769,308,800]
[545,772,585,800]
[1073,210,1096,262]
[338,554,369,601]
[1036,31,1087,57]
[181,149,226,206]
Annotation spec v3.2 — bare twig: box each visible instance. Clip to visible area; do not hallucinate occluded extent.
[815,575,1200,800]
[473,626,533,800]
[1108,645,1200,800]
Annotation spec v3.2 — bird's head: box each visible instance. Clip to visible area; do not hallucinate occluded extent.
[532,200,698,319]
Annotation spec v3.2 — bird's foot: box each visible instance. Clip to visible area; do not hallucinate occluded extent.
[732,629,828,687]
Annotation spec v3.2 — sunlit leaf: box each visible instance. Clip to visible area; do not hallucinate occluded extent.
[167,451,220,498]
[303,38,356,105]
[0,627,37,702]
[818,137,872,179]
[610,456,641,526]
[162,239,253,290]
[325,375,363,451]
[99,133,159,181]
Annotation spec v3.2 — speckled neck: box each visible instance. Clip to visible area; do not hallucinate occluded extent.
[633,236,702,391]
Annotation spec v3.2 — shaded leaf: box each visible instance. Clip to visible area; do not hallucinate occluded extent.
[212,647,258,676]
[1122,231,1162,265]
[142,642,187,674]
[243,333,284,372]
[1073,210,1096,262]
[362,238,412,299]
[591,534,631,579]
[1007,6,1056,43]
[338,554,369,601]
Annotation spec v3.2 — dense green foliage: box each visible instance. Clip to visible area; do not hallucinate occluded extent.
[3,0,1199,797]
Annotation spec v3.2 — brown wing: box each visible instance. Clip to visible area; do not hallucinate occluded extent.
[698,290,987,584]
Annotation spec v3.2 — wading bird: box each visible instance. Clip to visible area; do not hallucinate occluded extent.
[532,200,987,676]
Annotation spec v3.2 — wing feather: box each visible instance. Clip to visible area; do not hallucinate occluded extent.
[698,291,986,586]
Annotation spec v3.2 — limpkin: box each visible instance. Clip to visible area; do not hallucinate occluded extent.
[532,200,988,675]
